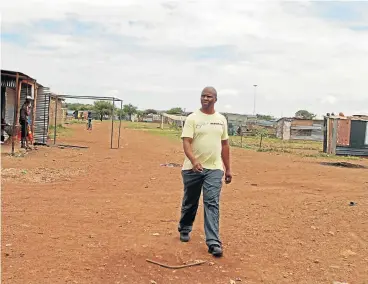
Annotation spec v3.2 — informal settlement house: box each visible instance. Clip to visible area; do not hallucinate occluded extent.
[324,114,368,156]
[276,117,324,141]
[1,69,63,153]
[223,113,257,136]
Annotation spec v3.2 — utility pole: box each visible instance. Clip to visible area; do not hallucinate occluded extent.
[253,84,257,116]
[181,108,186,128]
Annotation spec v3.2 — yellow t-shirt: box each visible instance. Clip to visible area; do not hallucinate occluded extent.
[181,110,229,170]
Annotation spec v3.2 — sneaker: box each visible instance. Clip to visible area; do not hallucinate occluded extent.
[208,245,223,257]
[180,232,190,242]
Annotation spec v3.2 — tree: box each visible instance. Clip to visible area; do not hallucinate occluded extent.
[123,104,138,120]
[144,109,158,114]
[64,102,93,111]
[256,114,274,121]
[65,103,87,111]
[116,109,126,119]
[166,107,183,114]
[136,110,144,120]
[295,110,316,120]
[80,104,93,111]
[93,101,114,121]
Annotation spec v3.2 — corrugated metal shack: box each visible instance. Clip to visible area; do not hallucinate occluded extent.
[1,69,45,152]
[161,113,186,128]
[276,117,324,141]
[1,69,66,150]
[142,113,161,123]
[48,94,65,127]
[222,113,257,136]
[324,114,368,156]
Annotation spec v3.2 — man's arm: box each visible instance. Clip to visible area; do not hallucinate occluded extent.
[221,117,232,183]
[183,137,197,165]
[181,116,203,172]
[222,140,232,183]
[183,137,203,172]
[221,139,231,172]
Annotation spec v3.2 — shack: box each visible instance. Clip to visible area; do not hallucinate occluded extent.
[49,94,65,127]
[324,114,368,156]
[142,113,161,123]
[276,117,324,141]
[161,113,186,128]
[1,69,43,151]
[1,69,67,149]
[223,113,257,136]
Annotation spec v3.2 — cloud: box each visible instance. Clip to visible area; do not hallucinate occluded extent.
[321,95,338,105]
[218,89,240,97]
[1,0,368,117]
[309,1,365,22]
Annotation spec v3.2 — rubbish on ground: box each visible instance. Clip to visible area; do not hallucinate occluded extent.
[320,162,367,169]
[146,259,206,269]
[160,163,182,168]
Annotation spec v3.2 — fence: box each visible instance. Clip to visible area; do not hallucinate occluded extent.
[229,134,323,156]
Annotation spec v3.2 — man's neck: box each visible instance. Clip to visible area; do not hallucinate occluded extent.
[200,108,215,115]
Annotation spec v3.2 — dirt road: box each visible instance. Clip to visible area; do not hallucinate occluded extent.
[2,122,368,283]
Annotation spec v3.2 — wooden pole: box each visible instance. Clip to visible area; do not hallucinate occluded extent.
[161,114,164,130]
[110,98,115,149]
[31,82,38,144]
[53,96,58,145]
[331,118,338,155]
[117,100,122,148]
[11,74,20,155]
[259,134,263,149]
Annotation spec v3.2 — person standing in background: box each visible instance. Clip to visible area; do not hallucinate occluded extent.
[19,99,31,149]
[87,111,92,130]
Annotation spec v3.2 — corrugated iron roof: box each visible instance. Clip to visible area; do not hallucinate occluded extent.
[162,113,187,121]
[1,69,44,87]
[326,115,368,121]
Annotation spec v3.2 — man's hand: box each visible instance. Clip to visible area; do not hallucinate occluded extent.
[225,170,232,184]
[192,162,203,173]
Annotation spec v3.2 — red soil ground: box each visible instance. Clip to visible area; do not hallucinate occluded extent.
[2,122,368,284]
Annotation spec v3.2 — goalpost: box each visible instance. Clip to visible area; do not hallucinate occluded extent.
[51,94,123,149]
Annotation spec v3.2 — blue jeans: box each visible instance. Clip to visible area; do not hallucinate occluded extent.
[178,169,224,247]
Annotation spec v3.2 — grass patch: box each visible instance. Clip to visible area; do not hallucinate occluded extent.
[65,119,87,125]
[123,122,363,161]
[123,122,161,130]
[147,129,181,140]
[48,124,73,138]
[302,152,361,160]
[123,122,181,140]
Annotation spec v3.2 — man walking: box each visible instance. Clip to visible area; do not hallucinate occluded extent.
[178,86,232,257]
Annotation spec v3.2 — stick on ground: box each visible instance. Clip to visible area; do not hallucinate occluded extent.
[146,259,207,269]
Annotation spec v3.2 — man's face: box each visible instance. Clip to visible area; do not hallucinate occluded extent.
[201,90,217,109]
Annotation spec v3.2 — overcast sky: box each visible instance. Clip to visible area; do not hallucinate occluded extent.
[2,1,368,118]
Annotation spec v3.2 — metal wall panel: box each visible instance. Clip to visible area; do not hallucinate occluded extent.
[336,146,368,156]
[5,87,16,127]
[350,120,367,148]
[283,120,291,140]
[337,119,351,146]
[34,88,50,145]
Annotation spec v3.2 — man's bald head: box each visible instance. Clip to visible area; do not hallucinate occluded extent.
[201,86,217,98]
[200,86,218,113]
